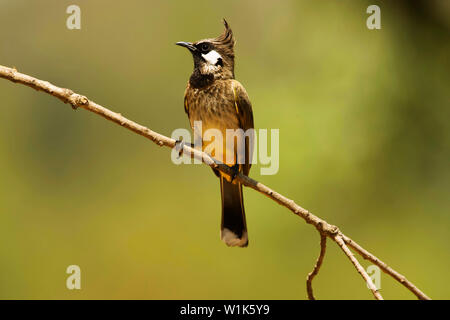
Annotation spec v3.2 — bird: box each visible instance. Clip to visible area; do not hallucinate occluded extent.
[176,19,254,247]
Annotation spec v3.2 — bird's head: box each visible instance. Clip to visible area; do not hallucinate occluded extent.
[176,19,235,81]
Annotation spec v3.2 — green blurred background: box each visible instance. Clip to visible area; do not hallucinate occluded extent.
[0,0,449,299]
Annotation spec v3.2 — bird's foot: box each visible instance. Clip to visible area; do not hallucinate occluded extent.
[174,139,194,159]
[229,164,240,183]
[175,139,185,159]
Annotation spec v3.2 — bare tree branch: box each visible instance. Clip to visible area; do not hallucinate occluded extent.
[335,235,383,300]
[0,65,431,300]
[341,234,430,300]
[306,233,327,300]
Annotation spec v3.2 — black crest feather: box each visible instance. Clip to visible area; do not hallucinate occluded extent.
[212,19,235,57]
[213,19,235,47]
[209,19,235,77]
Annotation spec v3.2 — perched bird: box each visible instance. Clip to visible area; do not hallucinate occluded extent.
[176,19,254,247]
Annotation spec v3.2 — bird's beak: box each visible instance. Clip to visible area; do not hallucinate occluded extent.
[176,41,197,52]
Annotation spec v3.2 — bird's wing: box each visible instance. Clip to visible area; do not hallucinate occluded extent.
[232,80,254,176]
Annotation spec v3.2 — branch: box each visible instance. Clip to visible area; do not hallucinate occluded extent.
[335,235,383,300]
[341,234,430,300]
[306,233,327,300]
[0,65,431,300]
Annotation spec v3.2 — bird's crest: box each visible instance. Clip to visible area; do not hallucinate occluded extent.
[212,19,235,55]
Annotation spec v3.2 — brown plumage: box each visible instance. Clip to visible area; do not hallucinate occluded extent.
[177,19,254,247]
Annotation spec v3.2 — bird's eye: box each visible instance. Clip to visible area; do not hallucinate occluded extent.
[200,43,210,52]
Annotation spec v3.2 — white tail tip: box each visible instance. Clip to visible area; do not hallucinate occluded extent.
[221,228,248,247]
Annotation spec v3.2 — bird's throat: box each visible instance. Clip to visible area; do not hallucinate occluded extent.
[189,69,215,89]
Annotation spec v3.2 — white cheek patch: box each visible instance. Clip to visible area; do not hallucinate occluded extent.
[202,50,222,65]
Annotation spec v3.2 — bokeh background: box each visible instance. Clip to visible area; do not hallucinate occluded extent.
[0,0,449,299]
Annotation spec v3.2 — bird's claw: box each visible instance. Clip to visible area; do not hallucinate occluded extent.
[230,164,240,183]
[175,139,185,159]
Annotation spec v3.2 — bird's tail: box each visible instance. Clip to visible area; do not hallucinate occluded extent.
[220,174,248,247]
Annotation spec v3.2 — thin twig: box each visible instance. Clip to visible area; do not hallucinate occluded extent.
[0,65,431,300]
[335,235,383,300]
[306,233,327,300]
[341,234,431,300]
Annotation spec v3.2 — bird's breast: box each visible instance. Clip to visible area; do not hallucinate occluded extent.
[186,81,240,133]
[185,81,243,166]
